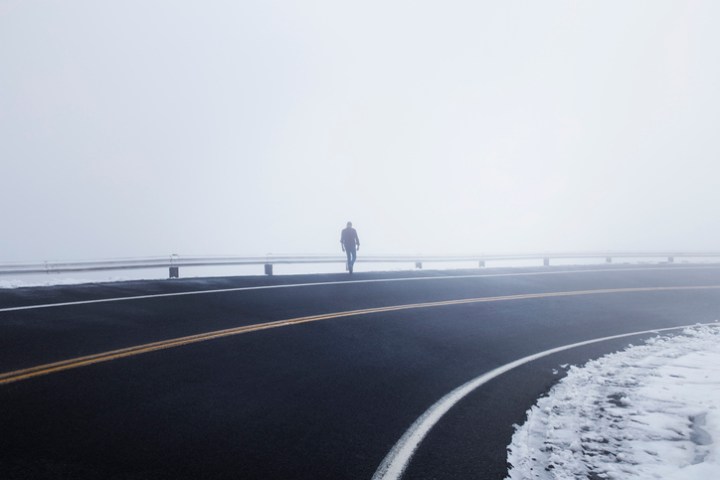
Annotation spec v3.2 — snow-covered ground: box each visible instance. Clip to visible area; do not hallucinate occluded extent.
[0,278,116,289]
[506,324,720,480]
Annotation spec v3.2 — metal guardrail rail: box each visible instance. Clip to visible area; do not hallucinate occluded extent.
[1,252,719,278]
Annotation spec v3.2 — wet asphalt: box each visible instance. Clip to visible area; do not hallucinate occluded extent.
[2,264,720,479]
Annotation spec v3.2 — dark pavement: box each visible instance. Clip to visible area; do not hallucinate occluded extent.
[2,265,720,479]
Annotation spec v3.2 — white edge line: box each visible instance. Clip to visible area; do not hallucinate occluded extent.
[2,265,719,313]
[371,321,720,480]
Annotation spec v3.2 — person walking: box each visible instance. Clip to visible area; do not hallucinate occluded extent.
[340,221,360,274]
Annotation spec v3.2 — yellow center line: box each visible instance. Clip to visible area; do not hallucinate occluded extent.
[2,285,719,385]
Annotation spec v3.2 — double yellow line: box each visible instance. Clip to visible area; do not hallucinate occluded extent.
[2,285,719,385]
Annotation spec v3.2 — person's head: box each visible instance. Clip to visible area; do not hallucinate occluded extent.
[347,221,352,228]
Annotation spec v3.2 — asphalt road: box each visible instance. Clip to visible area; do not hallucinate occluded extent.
[2,264,720,479]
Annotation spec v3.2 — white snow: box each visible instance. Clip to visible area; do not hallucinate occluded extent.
[506,324,720,480]
[0,276,133,289]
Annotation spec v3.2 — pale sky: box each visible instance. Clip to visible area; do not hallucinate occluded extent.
[2,1,719,262]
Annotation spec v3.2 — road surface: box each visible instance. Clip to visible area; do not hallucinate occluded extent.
[2,264,720,479]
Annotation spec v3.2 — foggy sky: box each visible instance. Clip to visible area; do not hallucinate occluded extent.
[2,1,719,262]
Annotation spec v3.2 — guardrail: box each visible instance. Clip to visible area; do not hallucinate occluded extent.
[1,252,720,278]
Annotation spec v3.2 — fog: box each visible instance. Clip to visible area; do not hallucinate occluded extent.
[2,1,719,263]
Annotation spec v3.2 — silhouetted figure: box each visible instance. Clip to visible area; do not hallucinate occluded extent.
[340,221,360,274]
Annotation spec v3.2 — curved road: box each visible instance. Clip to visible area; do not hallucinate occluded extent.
[2,265,720,479]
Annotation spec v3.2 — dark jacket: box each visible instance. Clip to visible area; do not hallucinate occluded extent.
[340,227,360,249]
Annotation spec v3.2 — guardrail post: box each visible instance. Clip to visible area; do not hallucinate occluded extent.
[264,264,273,275]
[606,257,612,264]
[415,261,422,269]
[668,256,674,263]
[543,257,550,267]
[169,254,179,279]
[479,260,485,268]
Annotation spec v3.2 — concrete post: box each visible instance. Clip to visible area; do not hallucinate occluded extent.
[264,263,273,275]
[543,257,550,267]
[668,256,674,263]
[606,257,612,264]
[479,260,485,268]
[415,262,422,269]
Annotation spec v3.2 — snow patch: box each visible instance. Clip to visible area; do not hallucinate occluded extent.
[0,278,97,289]
[506,325,720,480]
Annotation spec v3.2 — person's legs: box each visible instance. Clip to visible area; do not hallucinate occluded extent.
[348,248,357,273]
[345,249,352,271]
